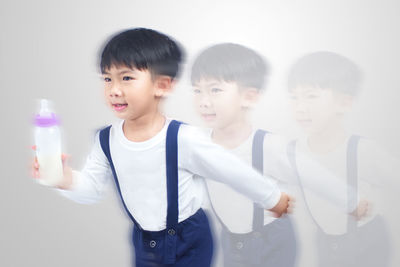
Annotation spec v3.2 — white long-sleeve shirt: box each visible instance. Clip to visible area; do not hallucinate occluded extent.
[205,129,359,233]
[58,118,281,231]
[296,135,398,235]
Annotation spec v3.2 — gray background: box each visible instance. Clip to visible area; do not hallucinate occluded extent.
[1,0,399,266]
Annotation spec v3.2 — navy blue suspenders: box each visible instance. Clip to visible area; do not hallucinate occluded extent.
[99,125,141,228]
[251,130,268,231]
[346,135,359,231]
[99,120,183,265]
[164,120,180,264]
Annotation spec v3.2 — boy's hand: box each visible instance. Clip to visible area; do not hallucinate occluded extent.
[350,199,370,221]
[30,145,74,190]
[31,147,41,180]
[268,192,293,218]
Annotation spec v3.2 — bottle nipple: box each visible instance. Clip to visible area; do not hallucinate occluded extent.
[39,99,51,117]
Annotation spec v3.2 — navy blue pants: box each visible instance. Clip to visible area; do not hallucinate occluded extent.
[221,215,297,267]
[316,215,391,267]
[287,136,391,267]
[132,208,214,267]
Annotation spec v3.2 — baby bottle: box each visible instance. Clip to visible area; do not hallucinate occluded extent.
[34,99,63,186]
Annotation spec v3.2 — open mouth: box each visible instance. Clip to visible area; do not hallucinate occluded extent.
[112,103,128,111]
[201,113,216,121]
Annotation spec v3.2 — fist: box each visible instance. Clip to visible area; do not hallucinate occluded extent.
[268,192,294,218]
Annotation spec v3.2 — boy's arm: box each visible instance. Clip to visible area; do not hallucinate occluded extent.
[269,135,359,213]
[56,131,113,204]
[178,125,281,210]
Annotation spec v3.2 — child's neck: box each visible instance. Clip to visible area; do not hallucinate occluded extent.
[307,122,348,154]
[122,112,166,142]
[212,119,253,149]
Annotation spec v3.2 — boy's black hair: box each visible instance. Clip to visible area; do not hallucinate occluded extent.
[288,51,362,96]
[191,43,269,90]
[100,28,184,79]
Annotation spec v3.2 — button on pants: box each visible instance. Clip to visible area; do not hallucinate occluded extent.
[132,209,214,267]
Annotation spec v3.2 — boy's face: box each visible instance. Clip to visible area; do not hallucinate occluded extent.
[192,79,250,129]
[102,65,160,121]
[288,85,352,135]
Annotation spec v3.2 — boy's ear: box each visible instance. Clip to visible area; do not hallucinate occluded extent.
[335,93,354,115]
[154,75,175,98]
[241,87,261,108]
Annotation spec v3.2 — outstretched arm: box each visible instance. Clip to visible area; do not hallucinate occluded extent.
[178,125,287,214]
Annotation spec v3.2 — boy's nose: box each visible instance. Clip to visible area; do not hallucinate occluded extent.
[109,84,122,96]
[292,98,308,113]
[199,94,212,108]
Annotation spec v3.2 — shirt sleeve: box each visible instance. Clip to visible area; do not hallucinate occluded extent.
[56,131,113,204]
[282,136,358,213]
[178,124,281,210]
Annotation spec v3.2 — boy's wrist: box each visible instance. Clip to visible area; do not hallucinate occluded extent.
[260,189,281,210]
[268,192,289,217]
[56,169,76,191]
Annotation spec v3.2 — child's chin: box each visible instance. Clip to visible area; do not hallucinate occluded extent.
[112,111,128,120]
[201,119,216,128]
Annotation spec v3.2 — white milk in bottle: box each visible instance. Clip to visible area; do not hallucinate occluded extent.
[34,99,63,186]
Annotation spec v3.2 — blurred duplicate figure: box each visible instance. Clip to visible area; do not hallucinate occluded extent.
[286,51,395,267]
[31,29,292,267]
[190,43,296,267]
[190,44,364,267]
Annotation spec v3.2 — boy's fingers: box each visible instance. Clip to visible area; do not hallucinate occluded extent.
[61,153,70,159]
[30,163,40,179]
[29,149,40,179]
[61,153,71,164]
[359,201,371,220]
[284,194,294,214]
[29,159,38,170]
[351,199,369,221]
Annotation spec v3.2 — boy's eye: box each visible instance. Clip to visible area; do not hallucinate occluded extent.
[211,87,223,93]
[104,77,111,82]
[193,88,201,94]
[122,76,134,81]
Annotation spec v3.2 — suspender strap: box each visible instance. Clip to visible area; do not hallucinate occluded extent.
[252,129,268,231]
[99,126,141,229]
[347,135,360,231]
[164,120,182,264]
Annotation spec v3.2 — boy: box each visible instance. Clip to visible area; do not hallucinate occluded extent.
[286,51,394,267]
[31,28,290,267]
[190,43,297,267]
[190,43,363,267]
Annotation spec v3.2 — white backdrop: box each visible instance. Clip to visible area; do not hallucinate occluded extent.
[1,0,399,266]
